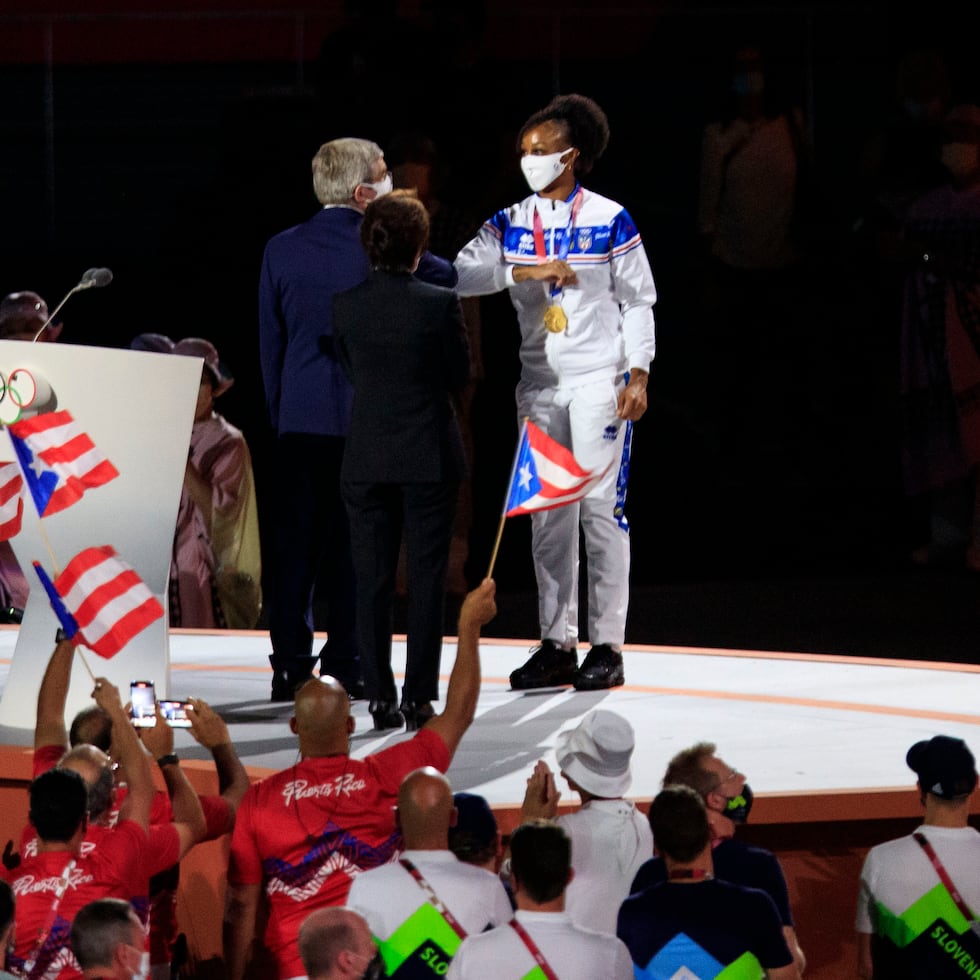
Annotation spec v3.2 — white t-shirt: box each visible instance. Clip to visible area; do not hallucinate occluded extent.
[558,798,653,935]
[347,849,513,942]
[856,824,980,934]
[446,909,634,980]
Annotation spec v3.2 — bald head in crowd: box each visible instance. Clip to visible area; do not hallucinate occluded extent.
[396,767,456,850]
[297,907,379,980]
[59,744,116,822]
[290,677,355,757]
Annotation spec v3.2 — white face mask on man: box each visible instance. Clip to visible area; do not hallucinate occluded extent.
[520,149,573,193]
[360,173,393,199]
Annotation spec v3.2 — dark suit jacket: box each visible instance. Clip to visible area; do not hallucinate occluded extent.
[258,206,457,438]
[334,270,470,483]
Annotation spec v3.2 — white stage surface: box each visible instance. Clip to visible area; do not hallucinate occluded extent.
[3,625,979,818]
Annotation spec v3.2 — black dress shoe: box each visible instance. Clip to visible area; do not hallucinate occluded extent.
[509,640,578,690]
[269,656,317,702]
[399,701,435,732]
[370,701,404,731]
[572,644,625,691]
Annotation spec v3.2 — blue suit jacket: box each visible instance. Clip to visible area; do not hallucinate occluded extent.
[258,206,456,437]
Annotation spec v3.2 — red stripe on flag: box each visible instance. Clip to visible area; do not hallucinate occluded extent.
[71,569,146,628]
[83,598,165,659]
[535,475,594,499]
[38,483,85,517]
[0,498,23,541]
[7,409,74,437]
[38,432,97,466]
[55,545,116,594]
[0,475,22,507]
[526,423,590,478]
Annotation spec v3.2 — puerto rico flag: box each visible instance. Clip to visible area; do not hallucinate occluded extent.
[34,546,163,658]
[7,410,119,517]
[0,462,24,540]
[504,420,610,516]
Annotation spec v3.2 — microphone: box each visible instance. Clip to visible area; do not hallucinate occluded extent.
[78,267,113,290]
[32,267,114,341]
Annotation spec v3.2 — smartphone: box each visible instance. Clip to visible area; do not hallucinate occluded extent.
[130,680,156,728]
[158,699,193,729]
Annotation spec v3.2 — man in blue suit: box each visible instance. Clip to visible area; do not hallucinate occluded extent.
[259,137,456,702]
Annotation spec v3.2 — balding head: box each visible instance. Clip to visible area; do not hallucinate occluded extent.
[297,906,377,980]
[290,677,354,757]
[59,744,116,822]
[396,767,455,850]
[69,706,113,751]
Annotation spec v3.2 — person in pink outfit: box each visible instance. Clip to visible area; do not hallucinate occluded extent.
[132,334,262,628]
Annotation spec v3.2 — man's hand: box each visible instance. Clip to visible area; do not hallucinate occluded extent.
[186,698,231,750]
[92,678,123,715]
[140,704,173,759]
[513,261,578,288]
[521,760,561,821]
[616,370,648,421]
[459,578,496,630]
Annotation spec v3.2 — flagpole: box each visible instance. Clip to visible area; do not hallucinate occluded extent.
[37,519,61,575]
[487,418,529,580]
[485,515,507,580]
[76,649,97,683]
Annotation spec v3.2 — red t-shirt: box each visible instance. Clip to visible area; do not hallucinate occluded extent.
[2,820,149,980]
[229,728,450,979]
[30,742,230,966]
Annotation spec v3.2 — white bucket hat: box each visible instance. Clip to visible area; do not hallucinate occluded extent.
[555,709,635,797]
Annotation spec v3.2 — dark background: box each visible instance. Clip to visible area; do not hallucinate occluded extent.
[2,0,978,662]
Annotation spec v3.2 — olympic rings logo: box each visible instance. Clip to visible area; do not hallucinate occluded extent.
[0,367,53,425]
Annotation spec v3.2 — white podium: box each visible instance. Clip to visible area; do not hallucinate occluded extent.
[0,339,200,730]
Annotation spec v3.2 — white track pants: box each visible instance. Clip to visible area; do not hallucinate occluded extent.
[516,375,632,648]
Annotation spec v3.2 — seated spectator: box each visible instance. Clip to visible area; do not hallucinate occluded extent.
[447,820,633,979]
[519,709,652,934]
[347,767,512,974]
[2,679,152,977]
[224,579,496,980]
[450,790,514,910]
[618,786,799,980]
[131,333,262,629]
[1,880,17,980]
[449,791,505,875]
[70,898,146,980]
[297,907,383,980]
[856,735,980,979]
[632,740,806,972]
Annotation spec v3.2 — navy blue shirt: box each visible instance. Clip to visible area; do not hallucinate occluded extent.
[617,878,793,978]
[631,837,794,926]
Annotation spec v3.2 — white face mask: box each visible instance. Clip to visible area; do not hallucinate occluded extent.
[520,149,573,193]
[941,142,980,179]
[360,173,393,199]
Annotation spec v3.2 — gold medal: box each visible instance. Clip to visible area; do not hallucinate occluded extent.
[543,304,567,333]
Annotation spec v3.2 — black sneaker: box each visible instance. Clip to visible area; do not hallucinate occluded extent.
[573,644,625,690]
[510,640,578,690]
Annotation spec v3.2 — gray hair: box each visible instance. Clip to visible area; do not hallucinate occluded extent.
[312,138,382,205]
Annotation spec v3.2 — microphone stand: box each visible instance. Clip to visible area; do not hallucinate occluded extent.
[31,271,109,342]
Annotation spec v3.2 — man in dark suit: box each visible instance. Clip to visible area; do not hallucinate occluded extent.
[334,191,470,730]
[259,138,456,702]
